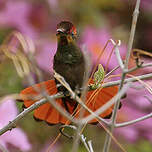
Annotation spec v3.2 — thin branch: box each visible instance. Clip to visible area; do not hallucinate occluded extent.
[59,125,94,152]
[0,93,64,136]
[81,135,94,152]
[88,140,94,152]
[103,69,125,151]
[1,71,152,136]
[44,93,78,123]
[90,66,152,91]
[125,0,141,68]
[71,46,91,152]
[144,95,152,104]
[81,83,130,124]
[114,45,125,71]
[59,125,77,139]
[0,144,9,152]
[103,1,141,151]
[115,112,152,128]
[125,62,152,73]
[54,73,130,152]
[105,65,120,78]
[111,40,125,71]
[102,73,152,88]
[54,71,110,126]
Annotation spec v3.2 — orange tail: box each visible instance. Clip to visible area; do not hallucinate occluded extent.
[20,79,118,124]
[76,86,118,123]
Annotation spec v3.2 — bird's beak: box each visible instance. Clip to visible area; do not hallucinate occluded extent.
[56,28,65,34]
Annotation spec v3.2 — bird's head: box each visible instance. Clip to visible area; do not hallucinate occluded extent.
[56,21,77,45]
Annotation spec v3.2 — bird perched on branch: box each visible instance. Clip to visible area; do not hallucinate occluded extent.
[20,21,119,125]
[54,21,85,93]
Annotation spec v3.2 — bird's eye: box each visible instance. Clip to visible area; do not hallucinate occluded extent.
[71,31,74,35]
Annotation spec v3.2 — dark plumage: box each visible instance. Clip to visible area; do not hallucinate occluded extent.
[19,21,119,125]
[53,21,85,92]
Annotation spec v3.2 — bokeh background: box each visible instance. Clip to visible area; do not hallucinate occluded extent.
[0,0,152,152]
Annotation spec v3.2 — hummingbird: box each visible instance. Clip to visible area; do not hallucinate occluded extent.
[53,21,86,114]
[53,21,85,94]
[19,21,119,125]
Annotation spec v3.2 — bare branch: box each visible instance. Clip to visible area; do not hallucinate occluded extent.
[60,125,94,152]
[71,45,91,152]
[0,72,151,136]
[144,95,152,104]
[54,71,110,125]
[102,73,152,88]
[103,1,141,151]
[125,0,141,68]
[0,93,63,136]
[81,83,130,124]
[114,43,125,71]
[0,144,9,152]
[115,112,152,128]
[125,62,152,73]
[44,93,78,124]
[105,65,120,78]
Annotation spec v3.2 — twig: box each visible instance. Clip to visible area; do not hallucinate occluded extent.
[105,65,120,78]
[71,46,91,152]
[54,71,110,126]
[114,42,125,71]
[44,93,78,123]
[103,72,125,151]
[88,140,94,152]
[144,95,152,104]
[115,112,152,128]
[59,125,94,152]
[102,73,152,88]
[81,83,130,124]
[103,1,141,151]
[125,62,152,73]
[109,39,124,71]
[81,135,93,152]
[59,125,77,139]
[1,72,151,136]
[0,93,64,136]
[0,144,9,152]
[54,71,126,151]
[125,0,141,68]
[54,71,75,98]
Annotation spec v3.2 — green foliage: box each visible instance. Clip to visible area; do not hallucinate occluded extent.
[90,64,105,89]
[0,28,13,44]
[0,59,22,96]
[127,140,152,152]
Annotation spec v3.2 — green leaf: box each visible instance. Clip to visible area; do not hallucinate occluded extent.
[91,64,105,89]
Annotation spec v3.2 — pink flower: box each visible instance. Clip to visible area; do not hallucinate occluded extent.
[0,1,37,39]
[141,0,152,11]
[115,81,152,142]
[81,27,127,71]
[124,81,152,109]
[35,39,57,73]
[0,99,31,151]
[115,126,138,142]
[0,0,56,73]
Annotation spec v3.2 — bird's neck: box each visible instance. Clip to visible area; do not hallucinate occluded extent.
[57,41,76,52]
[57,34,77,51]
[55,39,82,64]
[57,36,79,55]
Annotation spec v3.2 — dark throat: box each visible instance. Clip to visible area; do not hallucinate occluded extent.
[59,36,68,46]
